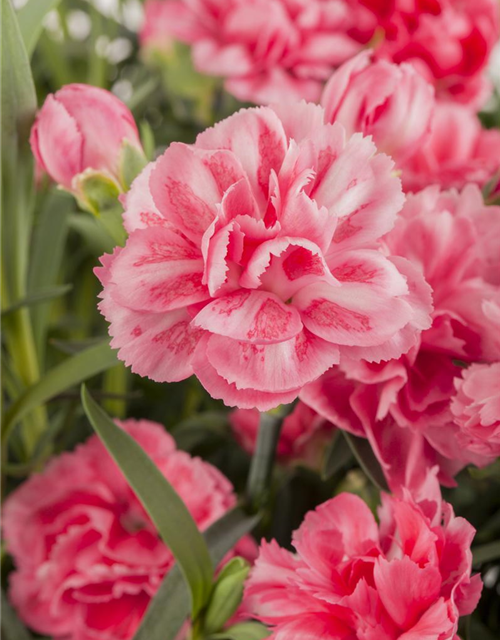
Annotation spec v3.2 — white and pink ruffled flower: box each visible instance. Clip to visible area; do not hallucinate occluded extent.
[302,184,500,488]
[245,487,482,639]
[140,0,378,103]
[2,420,256,640]
[97,103,432,411]
[451,363,500,458]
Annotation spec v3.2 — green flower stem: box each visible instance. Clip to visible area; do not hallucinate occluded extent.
[102,363,129,419]
[98,207,127,247]
[245,402,296,511]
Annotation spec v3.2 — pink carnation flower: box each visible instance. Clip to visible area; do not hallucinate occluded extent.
[451,363,500,458]
[245,488,482,639]
[139,0,378,103]
[97,103,432,411]
[2,419,256,640]
[302,184,500,489]
[401,102,500,192]
[30,84,143,193]
[230,401,334,466]
[321,50,435,165]
[372,0,500,108]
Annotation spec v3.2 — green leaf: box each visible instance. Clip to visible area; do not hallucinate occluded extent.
[134,507,260,640]
[1,591,34,640]
[81,386,214,618]
[322,432,353,480]
[342,431,389,492]
[2,342,117,441]
[1,0,36,156]
[472,540,500,566]
[16,0,62,57]
[209,622,270,640]
[1,284,72,317]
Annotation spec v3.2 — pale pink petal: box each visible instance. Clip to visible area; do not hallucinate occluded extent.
[192,289,302,344]
[206,330,339,393]
[122,161,170,233]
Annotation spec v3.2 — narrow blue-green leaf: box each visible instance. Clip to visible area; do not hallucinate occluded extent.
[2,342,117,441]
[322,431,353,480]
[209,622,270,640]
[17,0,62,57]
[342,431,389,492]
[1,284,72,317]
[134,507,260,640]
[81,385,214,618]
[1,591,34,640]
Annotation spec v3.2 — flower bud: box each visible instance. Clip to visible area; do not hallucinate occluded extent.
[203,557,250,635]
[30,84,146,198]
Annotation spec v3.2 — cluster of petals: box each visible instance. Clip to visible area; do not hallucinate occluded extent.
[302,184,500,489]
[97,102,433,411]
[139,0,498,106]
[30,84,143,192]
[230,401,334,466]
[451,363,500,458]
[2,419,255,640]
[139,0,381,103]
[245,487,482,640]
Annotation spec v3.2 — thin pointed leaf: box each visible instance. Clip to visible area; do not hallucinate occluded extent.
[16,0,63,57]
[472,540,500,567]
[81,386,214,618]
[2,342,117,441]
[209,622,270,640]
[342,431,389,492]
[1,284,72,317]
[134,508,260,640]
[322,432,353,480]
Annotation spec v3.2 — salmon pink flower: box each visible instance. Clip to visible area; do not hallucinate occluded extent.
[139,0,378,103]
[451,363,500,458]
[30,84,145,194]
[302,184,500,488]
[2,419,256,640]
[245,488,482,639]
[97,103,432,410]
[230,401,334,467]
[321,50,435,164]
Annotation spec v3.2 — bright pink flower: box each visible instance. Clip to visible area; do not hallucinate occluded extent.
[97,103,432,411]
[451,363,500,458]
[230,401,334,466]
[401,102,500,192]
[321,50,435,164]
[2,419,256,640]
[245,489,482,639]
[139,0,378,103]
[30,84,143,192]
[372,0,500,108]
[302,184,500,488]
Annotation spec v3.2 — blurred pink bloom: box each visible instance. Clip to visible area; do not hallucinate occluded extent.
[97,103,432,411]
[451,363,500,458]
[2,420,256,640]
[321,50,435,164]
[372,0,500,108]
[30,84,143,192]
[140,0,378,103]
[401,102,500,192]
[230,401,334,467]
[245,489,482,639]
[302,184,500,488]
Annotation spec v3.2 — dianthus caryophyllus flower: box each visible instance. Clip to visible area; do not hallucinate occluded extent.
[321,50,435,164]
[400,102,500,192]
[451,363,500,458]
[97,103,432,411]
[30,84,145,193]
[139,0,378,103]
[372,0,500,108]
[230,401,334,466]
[302,184,500,488]
[2,419,256,640]
[245,488,482,639]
